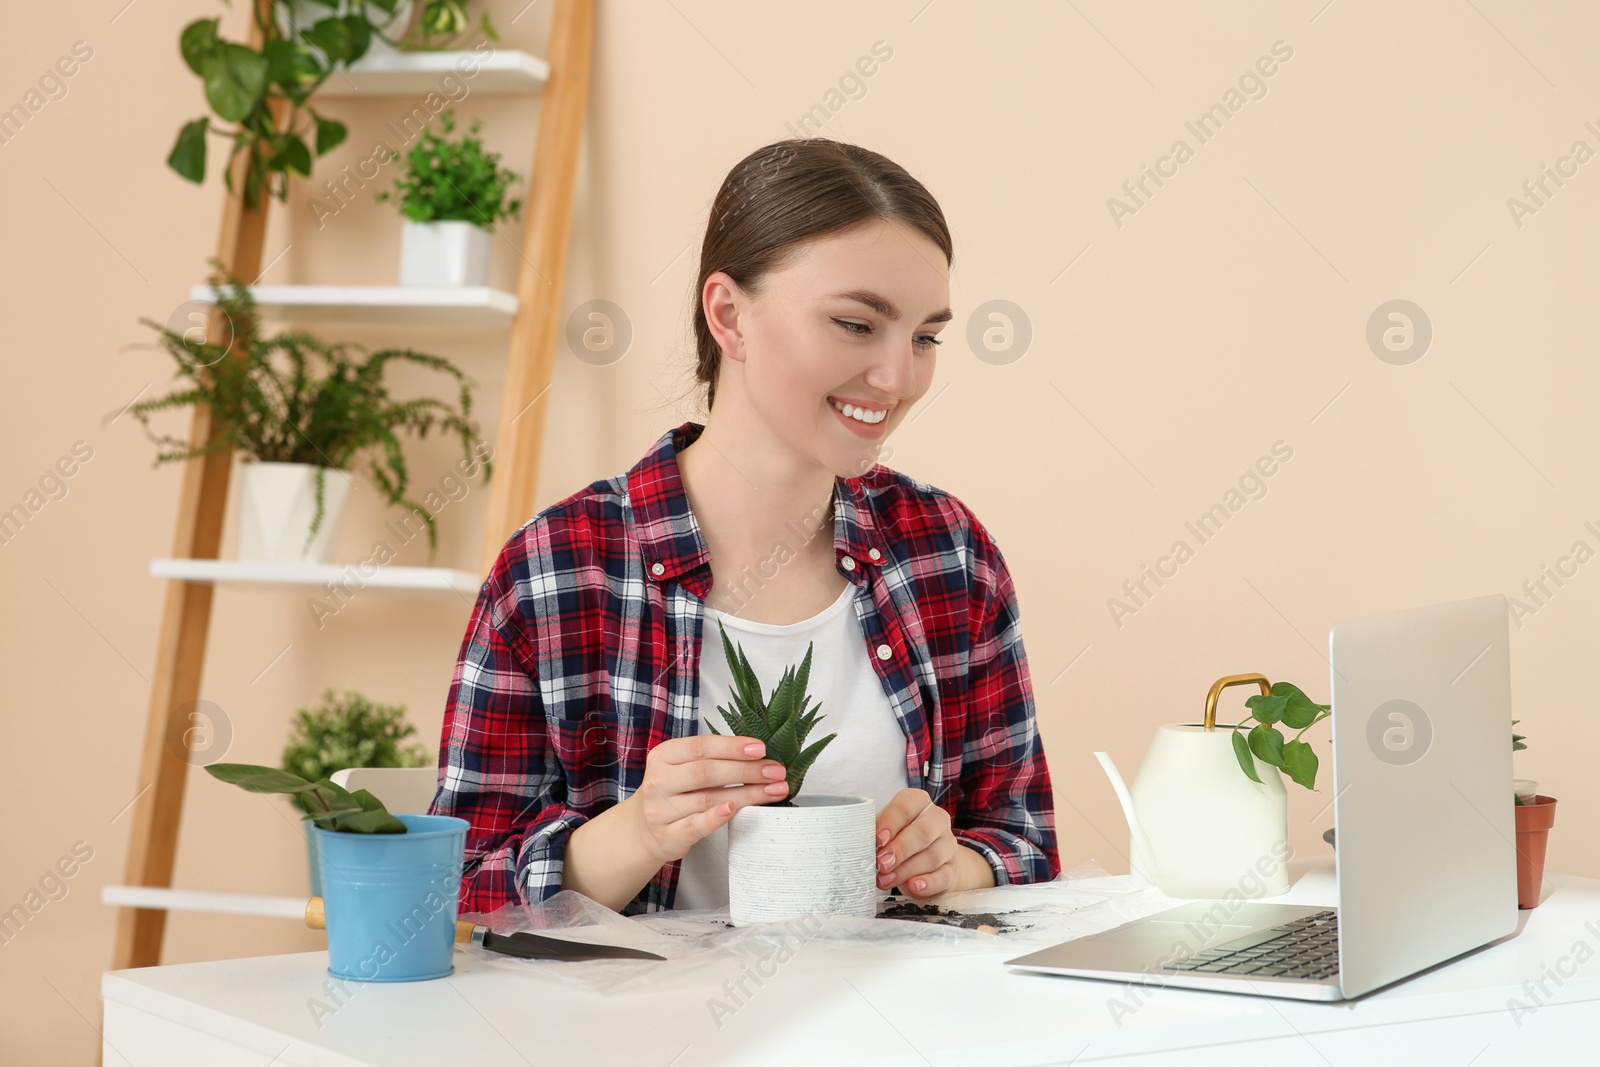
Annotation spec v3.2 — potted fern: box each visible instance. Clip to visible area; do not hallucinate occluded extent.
[708,623,878,925]
[127,257,489,563]
[375,109,523,287]
[281,689,433,896]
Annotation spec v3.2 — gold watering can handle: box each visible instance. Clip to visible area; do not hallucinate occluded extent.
[1203,673,1272,729]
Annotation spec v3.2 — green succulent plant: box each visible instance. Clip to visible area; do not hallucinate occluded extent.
[707,621,836,805]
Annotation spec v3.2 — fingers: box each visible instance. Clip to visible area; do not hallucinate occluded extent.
[895,860,957,900]
[634,734,790,864]
[656,733,771,764]
[876,792,952,893]
[874,788,924,847]
[648,737,786,794]
[876,790,945,866]
[880,826,957,897]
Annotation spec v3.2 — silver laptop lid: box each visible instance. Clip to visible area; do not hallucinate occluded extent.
[1330,593,1518,998]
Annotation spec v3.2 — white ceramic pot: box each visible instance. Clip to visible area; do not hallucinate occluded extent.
[237,462,352,564]
[399,220,492,287]
[726,793,877,925]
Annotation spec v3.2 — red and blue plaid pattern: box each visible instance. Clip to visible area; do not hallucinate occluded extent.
[431,421,1059,916]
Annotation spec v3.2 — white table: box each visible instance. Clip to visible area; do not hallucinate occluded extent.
[102,860,1600,1066]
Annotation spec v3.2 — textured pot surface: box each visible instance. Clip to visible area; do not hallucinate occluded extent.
[727,794,876,925]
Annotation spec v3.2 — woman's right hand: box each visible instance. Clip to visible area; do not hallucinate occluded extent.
[628,735,789,865]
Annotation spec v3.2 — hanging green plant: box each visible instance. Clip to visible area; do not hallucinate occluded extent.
[167,2,494,209]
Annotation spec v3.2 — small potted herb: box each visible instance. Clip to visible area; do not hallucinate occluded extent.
[1512,722,1557,909]
[709,623,878,925]
[376,109,523,287]
[280,689,432,895]
[126,258,489,562]
[205,759,467,982]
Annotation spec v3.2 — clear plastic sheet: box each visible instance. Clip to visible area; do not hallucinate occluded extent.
[461,861,1175,996]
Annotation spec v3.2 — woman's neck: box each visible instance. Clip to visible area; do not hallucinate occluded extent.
[677,420,837,568]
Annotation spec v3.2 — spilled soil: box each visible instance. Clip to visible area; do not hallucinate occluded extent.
[876,896,1017,932]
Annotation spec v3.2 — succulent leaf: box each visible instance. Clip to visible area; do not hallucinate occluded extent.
[788,730,837,792]
[707,627,836,802]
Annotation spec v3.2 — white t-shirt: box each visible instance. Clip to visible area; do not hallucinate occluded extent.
[672,581,911,911]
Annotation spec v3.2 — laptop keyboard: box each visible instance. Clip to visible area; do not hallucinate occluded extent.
[1165,909,1340,981]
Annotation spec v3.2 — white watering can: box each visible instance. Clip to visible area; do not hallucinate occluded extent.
[1096,673,1290,899]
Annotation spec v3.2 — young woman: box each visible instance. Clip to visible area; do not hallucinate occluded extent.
[432,139,1059,917]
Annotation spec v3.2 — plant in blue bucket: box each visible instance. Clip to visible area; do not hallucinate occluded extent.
[278,689,432,896]
[205,763,468,982]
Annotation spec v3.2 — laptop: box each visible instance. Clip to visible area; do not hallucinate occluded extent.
[1005,593,1519,1001]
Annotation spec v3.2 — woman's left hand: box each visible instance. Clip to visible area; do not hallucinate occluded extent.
[874,788,964,899]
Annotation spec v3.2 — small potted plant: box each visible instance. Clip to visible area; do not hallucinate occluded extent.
[1512,721,1557,909]
[376,109,523,287]
[392,1,502,51]
[277,0,420,57]
[205,761,467,982]
[126,257,489,563]
[281,689,433,895]
[708,623,878,925]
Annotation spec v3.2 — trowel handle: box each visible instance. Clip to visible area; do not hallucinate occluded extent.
[1203,673,1272,729]
[303,896,477,942]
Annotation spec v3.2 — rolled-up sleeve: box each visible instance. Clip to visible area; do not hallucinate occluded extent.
[430,557,588,917]
[951,519,1061,886]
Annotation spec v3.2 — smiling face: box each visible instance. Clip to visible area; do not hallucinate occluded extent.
[703,218,952,480]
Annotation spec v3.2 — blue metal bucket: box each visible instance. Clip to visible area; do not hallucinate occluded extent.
[313,814,469,982]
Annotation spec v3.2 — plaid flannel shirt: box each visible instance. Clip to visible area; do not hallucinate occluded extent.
[431,420,1059,917]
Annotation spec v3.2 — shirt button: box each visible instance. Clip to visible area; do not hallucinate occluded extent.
[841,555,856,571]
[868,548,882,561]
[876,643,891,661]
[650,562,665,577]
[922,760,930,777]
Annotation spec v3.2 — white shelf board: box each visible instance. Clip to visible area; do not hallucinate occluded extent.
[316,49,549,96]
[151,558,481,597]
[186,284,518,327]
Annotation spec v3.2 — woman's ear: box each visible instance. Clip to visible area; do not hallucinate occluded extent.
[703,271,747,365]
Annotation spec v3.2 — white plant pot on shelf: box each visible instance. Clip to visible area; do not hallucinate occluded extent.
[277,1,416,55]
[237,462,352,565]
[399,220,492,287]
[726,794,877,926]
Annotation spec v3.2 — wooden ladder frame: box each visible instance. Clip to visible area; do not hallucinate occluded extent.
[111,0,593,973]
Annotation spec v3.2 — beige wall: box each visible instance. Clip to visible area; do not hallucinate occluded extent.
[5,0,1598,1060]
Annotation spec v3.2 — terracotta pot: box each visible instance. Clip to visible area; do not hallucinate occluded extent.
[1514,795,1557,909]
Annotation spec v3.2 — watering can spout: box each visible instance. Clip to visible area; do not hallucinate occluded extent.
[1093,751,1140,841]
[1096,750,1165,887]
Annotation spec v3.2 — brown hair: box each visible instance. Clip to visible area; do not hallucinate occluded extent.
[690,139,952,411]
